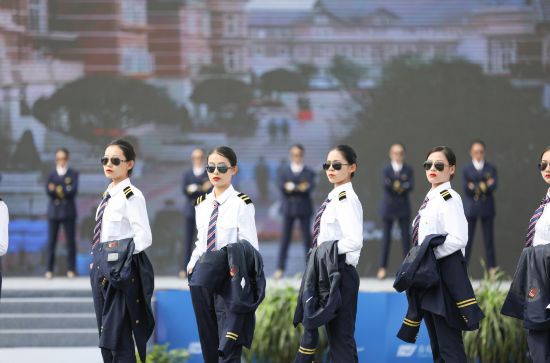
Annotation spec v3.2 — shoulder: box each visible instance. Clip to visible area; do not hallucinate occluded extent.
[437,188,463,206]
[0,200,8,214]
[123,184,144,201]
[486,162,497,171]
[68,168,79,176]
[235,191,253,206]
[404,164,414,173]
[195,193,208,207]
[336,188,360,204]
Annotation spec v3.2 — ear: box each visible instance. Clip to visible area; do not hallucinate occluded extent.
[232,165,239,175]
[127,160,135,173]
[350,163,357,175]
[449,165,456,176]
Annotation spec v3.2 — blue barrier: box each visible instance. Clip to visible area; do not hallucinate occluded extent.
[8,219,48,253]
[155,290,434,362]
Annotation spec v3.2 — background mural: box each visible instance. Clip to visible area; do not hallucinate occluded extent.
[1,0,549,277]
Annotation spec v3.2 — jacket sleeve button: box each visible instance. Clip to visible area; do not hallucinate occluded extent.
[135,320,140,324]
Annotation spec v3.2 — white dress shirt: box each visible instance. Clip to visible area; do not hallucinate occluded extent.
[188,185,259,271]
[416,181,468,259]
[0,201,9,256]
[391,161,403,173]
[56,165,68,176]
[472,159,485,172]
[317,182,364,267]
[290,163,304,174]
[98,178,152,253]
[533,191,550,247]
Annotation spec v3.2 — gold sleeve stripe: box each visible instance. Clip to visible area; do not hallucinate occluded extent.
[225,332,239,339]
[298,347,316,355]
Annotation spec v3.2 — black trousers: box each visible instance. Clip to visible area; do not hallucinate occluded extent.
[326,262,359,363]
[47,218,76,272]
[182,216,196,270]
[465,216,496,268]
[423,311,466,363]
[190,286,242,363]
[277,215,312,270]
[528,329,550,363]
[380,217,411,268]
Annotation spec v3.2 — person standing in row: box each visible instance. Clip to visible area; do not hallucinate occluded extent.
[377,143,414,280]
[45,148,79,279]
[180,148,211,278]
[187,146,259,363]
[90,139,154,363]
[0,196,8,299]
[275,144,315,279]
[462,140,498,275]
[298,145,363,362]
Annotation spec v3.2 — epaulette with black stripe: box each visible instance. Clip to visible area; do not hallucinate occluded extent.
[237,193,252,205]
[195,195,206,206]
[123,186,134,199]
[338,191,347,201]
[440,189,452,201]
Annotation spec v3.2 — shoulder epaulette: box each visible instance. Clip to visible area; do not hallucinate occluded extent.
[440,189,452,201]
[338,191,347,201]
[123,186,134,199]
[195,195,206,206]
[237,192,253,205]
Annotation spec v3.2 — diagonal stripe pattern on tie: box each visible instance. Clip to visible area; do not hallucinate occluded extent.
[207,200,220,252]
[411,196,429,246]
[92,192,111,249]
[525,196,550,247]
[312,198,330,248]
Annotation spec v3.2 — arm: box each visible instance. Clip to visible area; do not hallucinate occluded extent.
[401,168,414,193]
[462,168,476,197]
[0,202,8,256]
[127,194,152,253]
[45,173,57,198]
[485,166,497,193]
[238,203,259,250]
[335,198,364,254]
[382,168,395,193]
[434,198,468,259]
[62,171,79,199]
[187,206,206,273]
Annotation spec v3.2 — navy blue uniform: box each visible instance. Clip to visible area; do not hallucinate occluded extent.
[462,161,497,268]
[277,165,316,270]
[45,168,78,273]
[182,169,210,270]
[379,164,414,268]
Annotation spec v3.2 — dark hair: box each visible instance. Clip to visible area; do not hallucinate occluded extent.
[470,140,486,150]
[55,147,70,158]
[331,144,358,178]
[290,144,305,154]
[426,146,456,180]
[540,146,550,160]
[108,139,136,176]
[389,143,406,152]
[208,146,237,167]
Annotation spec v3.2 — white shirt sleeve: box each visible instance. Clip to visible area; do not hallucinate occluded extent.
[0,202,8,256]
[434,197,468,259]
[237,203,259,250]
[335,197,363,254]
[188,205,205,271]
[126,194,152,253]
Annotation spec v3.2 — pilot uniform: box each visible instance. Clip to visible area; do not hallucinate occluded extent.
[414,182,470,362]
[379,162,414,269]
[0,198,8,298]
[308,182,363,363]
[182,167,210,270]
[462,160,497,268]
[90,178,153,363]
[188,185,259,363]
[45,166,79,274]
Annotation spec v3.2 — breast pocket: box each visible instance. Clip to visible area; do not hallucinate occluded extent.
[420,209,439,235]
[103,212,124,240]
[218,217,239,244]
[321,208,338,239]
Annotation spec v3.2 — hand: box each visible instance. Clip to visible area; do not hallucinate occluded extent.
[297,181,310,192]
[468,182,475,190]
[486,177,495,186]
[186,184,199,193]
[284,182,295,192]
[479,181,487,193]
[187,266,194,275]
[56,185,64,197]
[48,183,55,191]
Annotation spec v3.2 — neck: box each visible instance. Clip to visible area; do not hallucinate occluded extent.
[431,181,448,190]
[214,184,230,197]
[111,176,128,186]
[334,179,351,188]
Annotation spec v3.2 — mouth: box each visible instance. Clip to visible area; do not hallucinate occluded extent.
[328,174,335,178]
[212,177,221,182]
[545,174,550,178]
[105,169,113,173]
[428,173,437,178]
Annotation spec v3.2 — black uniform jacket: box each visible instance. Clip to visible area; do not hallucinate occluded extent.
[396,236,484,343]
[91,240,155,363]
[189,240,266,357]
[501,244,550,330]
[46,168,79,220]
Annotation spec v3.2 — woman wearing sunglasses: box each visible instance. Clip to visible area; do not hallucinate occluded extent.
[91,139,154,363]
[300,145,363,362]
[412,146,472,362]
[187,146,259,363]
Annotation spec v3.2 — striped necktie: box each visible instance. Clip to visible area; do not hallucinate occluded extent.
[207,200,220,252]
[92,193,111,249]
[312,198,330,248]
[525,196,550,247]
[412,196,429,246]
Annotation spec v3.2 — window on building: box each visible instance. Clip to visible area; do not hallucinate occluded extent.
[121,0,147,26]
[489,39,516,73]
[224,14,239,36]
[120,46,153,74]
[28,0,48,33]
[224,48,239,71]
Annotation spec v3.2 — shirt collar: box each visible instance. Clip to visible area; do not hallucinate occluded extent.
[192,167,204,177]
[290,163,304,174]
[209,184,235,205]
[427,181,452,199]
[391,161,403,172]
[106,178,131,197]
[56,166,68,176]
[472,159,484,171]
[328,182,353,200]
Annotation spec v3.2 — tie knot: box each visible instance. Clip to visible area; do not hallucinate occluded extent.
[102,192,111,200]
[213,200,220,207]
[542,196,550,206]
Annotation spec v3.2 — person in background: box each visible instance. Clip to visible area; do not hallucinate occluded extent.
[274,144,316,279]
[254,156,270,204]
[45,148,79,279]
[0,196,8,298]
[180,148,211,278]
[462,140,498,276]
[378,143,414,279]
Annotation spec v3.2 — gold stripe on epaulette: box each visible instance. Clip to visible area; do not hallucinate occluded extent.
[237,192,253,205]
[123,186,134,199]
[338,191,347,201]
[195,195,205,206]
[440,190,452,201]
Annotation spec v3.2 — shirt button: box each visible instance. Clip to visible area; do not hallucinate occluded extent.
[136,299,140,303]
[135,320,140,324]
[131,278,135,283]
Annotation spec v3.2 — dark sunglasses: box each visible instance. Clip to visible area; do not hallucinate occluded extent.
[423,161,449,172]
[101,157,127,166]
[539,161,550,171]
[206,163,232,174]
[322,161,350,171]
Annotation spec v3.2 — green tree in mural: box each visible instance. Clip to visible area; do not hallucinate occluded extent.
[295,62,318,89]
[260,68,304,97]
[32,76,189,143]
[328,55,366,90]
